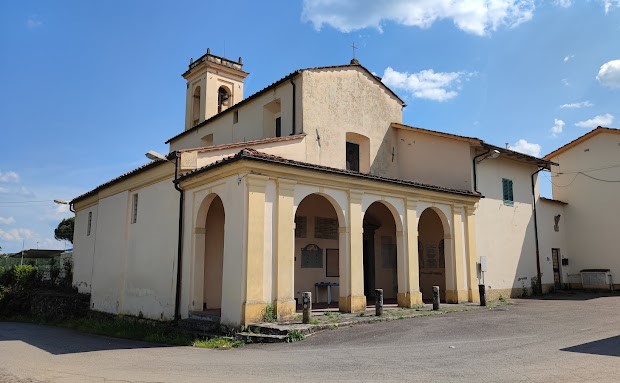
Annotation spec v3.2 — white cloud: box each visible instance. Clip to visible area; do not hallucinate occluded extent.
[560,101,593,108]
[382,67,473,101]
[509,139,542,157]
[563,54,574,62]
[550,119,565,137]
[26,15,42,29]
[0,228,33,242]
[554,0,573,7]
[575,113,614,128]
[302,0,535,36]
[603,0,620,14]
[0,216,15,225]
[0,171,19,183]
[596,60,620,88]
[561,78,570,86]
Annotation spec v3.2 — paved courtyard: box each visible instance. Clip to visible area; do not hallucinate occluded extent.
[1,292,619,382]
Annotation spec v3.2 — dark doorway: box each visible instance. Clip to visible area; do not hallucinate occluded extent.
[552,248,562,289]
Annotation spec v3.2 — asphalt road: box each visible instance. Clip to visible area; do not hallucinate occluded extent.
[1,293,619,383]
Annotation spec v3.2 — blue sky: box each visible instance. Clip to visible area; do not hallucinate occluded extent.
[1,0,619,253]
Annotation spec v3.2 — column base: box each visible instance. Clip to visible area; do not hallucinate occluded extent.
[468,288,480,303]
[339,295,366,313]
[242,302,268,325]
[397,292,423,308]
[274,299,296,320]
[445,289,469,303]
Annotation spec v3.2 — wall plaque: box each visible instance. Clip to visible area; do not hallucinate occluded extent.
[314,217,338,240]
[301,243,323,268]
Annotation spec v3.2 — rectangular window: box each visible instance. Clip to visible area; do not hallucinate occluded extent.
[131,193,139,223]
[502,178,514,206]
[233,110,239,124]
[87,211,92,236]
[346,142,360,171]
[275,117,281,137]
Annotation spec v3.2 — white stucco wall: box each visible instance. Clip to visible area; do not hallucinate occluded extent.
[73,205,98,293]
[538,199,568,286]
[476,157,540,296]
[172,81,297,152]
[549,132,620,283]
[83,176,178,320]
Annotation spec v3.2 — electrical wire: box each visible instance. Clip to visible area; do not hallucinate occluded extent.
[551,163,620,175]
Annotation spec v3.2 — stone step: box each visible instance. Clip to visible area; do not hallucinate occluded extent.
[236,332,288,343]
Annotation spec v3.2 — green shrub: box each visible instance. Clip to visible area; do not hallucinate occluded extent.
[13,265,40,288]
[60,259,73,289]
[48,259,60,286]
[262,303,276,322]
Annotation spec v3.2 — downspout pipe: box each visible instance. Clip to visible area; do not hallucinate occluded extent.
[472,149,491,193]
[173,152,184,322]
[531,166,545,295]
[290,78,296,135]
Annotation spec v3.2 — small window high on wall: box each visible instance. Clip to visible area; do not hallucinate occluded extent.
[192,86,201,126]
[346,142,360,171]
[345,132,370,173]
[131,194,139,224]
[502,178,514,206]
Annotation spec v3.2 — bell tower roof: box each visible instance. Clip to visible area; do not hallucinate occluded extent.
[182,48,249,80]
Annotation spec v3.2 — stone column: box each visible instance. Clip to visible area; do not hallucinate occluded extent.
[466,206,480,303]
[242,175,268,324]
[340,190,366,313]
[398,198,422,307]
[274,179,297,319]
[447,205,468,303]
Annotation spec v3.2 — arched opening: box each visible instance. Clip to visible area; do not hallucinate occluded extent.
[202,195,225,315]
[218,86,231,113]
[192,86,201,126]
[363,202,398,304]
[345,132,370,173]
[294,194,341,310]
[418,208,448,302]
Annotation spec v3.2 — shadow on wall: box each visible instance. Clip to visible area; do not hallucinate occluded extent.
[0,322,167,355]
[561,335,620,357]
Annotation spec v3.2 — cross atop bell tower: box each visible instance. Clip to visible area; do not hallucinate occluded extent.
[183,48,249,131]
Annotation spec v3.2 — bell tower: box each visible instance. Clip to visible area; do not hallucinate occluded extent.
[183,48,249,131]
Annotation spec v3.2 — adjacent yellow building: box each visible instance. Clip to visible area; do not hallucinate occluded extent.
[72,50,583,328]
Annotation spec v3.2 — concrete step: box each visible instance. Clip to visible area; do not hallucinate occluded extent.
[236,332,288,343]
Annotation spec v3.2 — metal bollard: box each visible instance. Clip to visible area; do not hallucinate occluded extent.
[432,285,440,311]
[375,288,383,316]
[302,292,312,324]
[479,284,486,307]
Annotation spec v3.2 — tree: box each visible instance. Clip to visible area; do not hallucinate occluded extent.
[54,217,74,244]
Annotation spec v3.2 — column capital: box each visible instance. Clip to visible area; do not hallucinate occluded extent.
[465,205,477,216]
[349,190,363,203]
[246,174,269,190]
[406,198,418,210]
[276,178,296,190]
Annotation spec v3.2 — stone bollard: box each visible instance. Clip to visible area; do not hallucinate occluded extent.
[432,285,440,311]
[375,288,384,316]
[302,292,312,324]
[479,284,486,307]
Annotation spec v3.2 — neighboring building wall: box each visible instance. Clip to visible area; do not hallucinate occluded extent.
[395,129,473,191]
[301,68,403,178]
[549,132,620,286]
[537,199,568,287]
[476,157,540,298]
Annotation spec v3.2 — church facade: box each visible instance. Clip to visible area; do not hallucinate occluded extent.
[71,51,567,327]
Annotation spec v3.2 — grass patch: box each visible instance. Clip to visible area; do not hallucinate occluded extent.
[286,330,305,343]
[262,303,276,323]
[193,337,242,349]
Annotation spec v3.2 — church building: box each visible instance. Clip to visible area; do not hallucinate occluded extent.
[71,50,571,327]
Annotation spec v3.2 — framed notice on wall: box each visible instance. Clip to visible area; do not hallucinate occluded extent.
[326,249,339,277]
